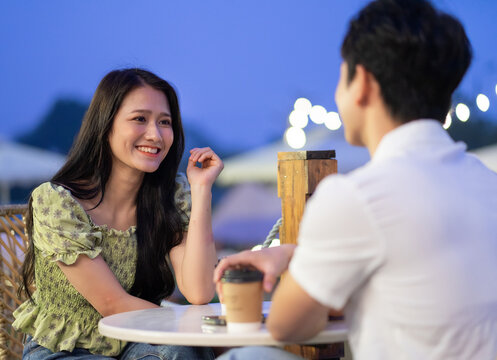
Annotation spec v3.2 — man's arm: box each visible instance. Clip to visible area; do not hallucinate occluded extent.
[267,271,330,342]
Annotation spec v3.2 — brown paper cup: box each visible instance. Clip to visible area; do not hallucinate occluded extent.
[221,267,263,332]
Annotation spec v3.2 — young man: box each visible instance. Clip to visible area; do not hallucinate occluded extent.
[214,0,497,359]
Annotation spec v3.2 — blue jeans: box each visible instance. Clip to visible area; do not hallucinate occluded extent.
[216,346,303,360]
[23,336,215,360]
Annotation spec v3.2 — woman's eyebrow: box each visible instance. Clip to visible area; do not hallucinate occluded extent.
[130,109,171,117]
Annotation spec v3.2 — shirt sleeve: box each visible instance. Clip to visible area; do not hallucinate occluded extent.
[30,182,103,265]
[174,173,192,231]
[289,175,385,310]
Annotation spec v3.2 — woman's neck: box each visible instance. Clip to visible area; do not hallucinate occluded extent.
[83,165,144,231]
[103,167,143,210]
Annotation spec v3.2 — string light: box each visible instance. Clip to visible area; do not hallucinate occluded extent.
[289,110,309,128]
[455,103,470,122]
[286,82,497,144]
[294,98,312,114]
[443,113,452,129]
[309,105,327,124]
[476,94,490,112]
[285,127,306,149]
[324,111,342,130]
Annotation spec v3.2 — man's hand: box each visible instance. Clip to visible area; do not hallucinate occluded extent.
[213,244,296,300]
[213,244,332,341]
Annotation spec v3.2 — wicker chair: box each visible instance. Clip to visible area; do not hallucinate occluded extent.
[0,204,29,360]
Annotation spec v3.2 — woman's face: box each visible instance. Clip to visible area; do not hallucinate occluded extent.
[108,84,174,176]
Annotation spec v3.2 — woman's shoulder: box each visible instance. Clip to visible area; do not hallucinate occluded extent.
[31,182,88,221]
[175,172,189,187]
[32,181,73,200]
[174,173,191,219]
[174,172,190,195]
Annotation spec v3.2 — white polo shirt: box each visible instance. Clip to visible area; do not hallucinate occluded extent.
[290,119,497,360]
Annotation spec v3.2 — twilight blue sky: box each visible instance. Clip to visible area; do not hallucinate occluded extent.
[1,0,497,152]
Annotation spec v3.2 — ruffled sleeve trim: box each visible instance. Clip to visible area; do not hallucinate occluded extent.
[44,248,102,266]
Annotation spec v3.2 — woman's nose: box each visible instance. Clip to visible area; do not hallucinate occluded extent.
[144,122,161,141]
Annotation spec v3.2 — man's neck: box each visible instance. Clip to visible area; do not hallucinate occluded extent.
[362,108,402,157]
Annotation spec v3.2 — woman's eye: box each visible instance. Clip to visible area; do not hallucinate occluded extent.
[160,119,172,126]
[133,116,146,122]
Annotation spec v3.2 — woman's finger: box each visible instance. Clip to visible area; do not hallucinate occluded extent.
[197,152,215,164]
[189,148,218,165]
[189,147,212,156]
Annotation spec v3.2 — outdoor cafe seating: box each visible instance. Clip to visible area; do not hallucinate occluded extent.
[0,204,29,360]
[0,150,345,360]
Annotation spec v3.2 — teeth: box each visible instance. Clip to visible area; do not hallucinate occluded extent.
[137,146,159,154]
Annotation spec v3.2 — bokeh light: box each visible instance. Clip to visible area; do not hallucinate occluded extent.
[294,98,312,114]
[285,127,306,149]
[288,110,309,128]
[443,113,452,130]
[476,94,489,112]
[455,103,470,122]
[324,111,342,130]
[309,105,327,124]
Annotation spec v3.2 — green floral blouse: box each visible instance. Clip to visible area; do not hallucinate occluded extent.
[13,174,191,356]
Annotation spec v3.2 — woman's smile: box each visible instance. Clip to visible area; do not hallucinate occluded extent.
[136,145,161,155]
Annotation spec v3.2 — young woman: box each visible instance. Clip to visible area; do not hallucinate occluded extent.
[13,68,222,359]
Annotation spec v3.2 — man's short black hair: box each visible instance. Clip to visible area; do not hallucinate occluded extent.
[341,0,472,123]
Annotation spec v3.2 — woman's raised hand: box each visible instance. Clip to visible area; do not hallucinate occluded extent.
[186,147,224,187]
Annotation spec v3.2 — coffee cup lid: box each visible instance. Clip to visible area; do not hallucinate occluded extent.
[221,267,264,283]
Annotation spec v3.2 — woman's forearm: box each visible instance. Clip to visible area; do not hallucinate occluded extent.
[178,184,217,303]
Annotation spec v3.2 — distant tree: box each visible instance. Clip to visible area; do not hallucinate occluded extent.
[17,98,87,154]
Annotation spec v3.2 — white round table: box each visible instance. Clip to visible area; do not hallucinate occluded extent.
[98,301,348,346]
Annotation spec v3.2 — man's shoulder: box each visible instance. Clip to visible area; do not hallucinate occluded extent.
[320,160,391,191]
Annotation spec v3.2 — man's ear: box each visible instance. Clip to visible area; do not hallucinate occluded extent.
[353,64,374,107]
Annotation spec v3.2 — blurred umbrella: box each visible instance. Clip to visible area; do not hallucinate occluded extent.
[217,126,370,186]
[0,140,65,203]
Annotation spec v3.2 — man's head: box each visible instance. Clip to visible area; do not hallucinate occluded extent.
[338,0,472,130]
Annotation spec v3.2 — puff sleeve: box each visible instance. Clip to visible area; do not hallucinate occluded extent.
[30,182,103,265]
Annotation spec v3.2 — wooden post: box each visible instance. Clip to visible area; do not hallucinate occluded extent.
[277,150,337,245]
[277,150,343,360]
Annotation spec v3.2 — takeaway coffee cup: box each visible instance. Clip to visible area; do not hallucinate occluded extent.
[221,267,264,332]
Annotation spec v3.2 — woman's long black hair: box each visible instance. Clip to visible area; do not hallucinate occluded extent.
[20,68,185,304]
